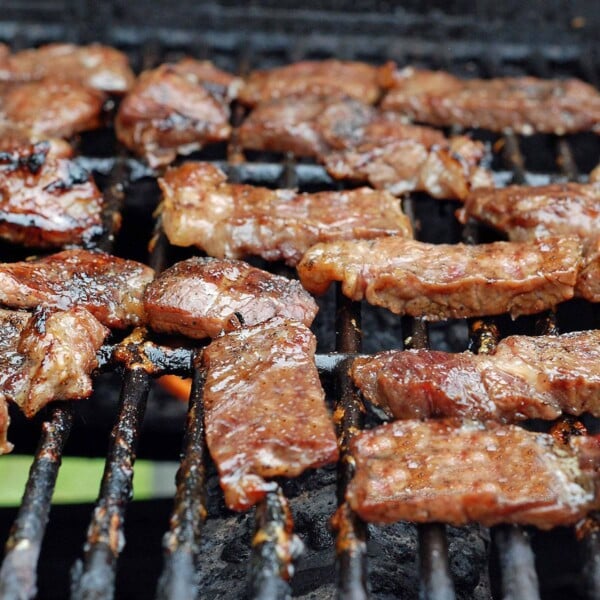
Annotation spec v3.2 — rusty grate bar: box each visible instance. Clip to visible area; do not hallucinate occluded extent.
[70,367,151,600]
[0,403,74,600]
[156,360,207,600]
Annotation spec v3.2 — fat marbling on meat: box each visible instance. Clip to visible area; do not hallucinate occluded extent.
[202,317,339,511]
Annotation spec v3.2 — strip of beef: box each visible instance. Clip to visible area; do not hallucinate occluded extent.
[578,238,600,302]
[0,249,154,328]
[0,78,105,140]
[352,329,600,422]
[0,43,134,94]
[0,142,105,247]
[238,60,395,107]
[116,59,240,167]
[144,257,318,339]
[202,317,339,511]
[381,68,600,134]
[0,397,9,455]
[297,236,581,320]
[159,162,413,266]
[347,418,600,528]
[238,95,492,199]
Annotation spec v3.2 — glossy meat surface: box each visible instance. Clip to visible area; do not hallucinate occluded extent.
[347,419,600,528]
[159,162,412,266]
[352,329,600,422]
[297,236,581,320]
[116,60,239,167]
[0,142,104,247]
[202,318,339,511]
[578,238,600,302]
[381,68,600,134]
[144,256,318,339]
[0,43,134,94]
[0,249,154,328]
[238,60,395,107]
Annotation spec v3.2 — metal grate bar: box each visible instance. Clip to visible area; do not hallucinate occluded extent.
[156,361,207,600]
[0,403,74,600]
[71,368,151,600]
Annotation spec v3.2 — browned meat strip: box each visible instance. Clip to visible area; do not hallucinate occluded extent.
[144,257,318,339]
[238,95,492,199]
[0,142,105,247]
[0,249,154,328]
[352,329,600,422]
[0,78,105,140]
[591,164,600,183]
[0,43,134,94]
[116,60,240,167]
[238,60,395,107]
[347,419,600,528]
[159,162,413,266]
[202,318,339,511]
[578,238,600,302]
[381,68,600,134]
[457,182,600,242]
[0,397,10,454]
[297,236,581,320]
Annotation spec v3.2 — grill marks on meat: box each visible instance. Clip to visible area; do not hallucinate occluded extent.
[381,68,600,135]
[0,43,134,94]
[202,318,339,511]
[0,249,154,328]
[238,95,492,200]
[347,419,600,528]
[116,59,240,167]
[297,236,581,320]
[238,60,395,107]
[144,257,318,339]
[0,142,105,247]
[352,329,600,422]
[0,306,108,451]
[159,162,412,266]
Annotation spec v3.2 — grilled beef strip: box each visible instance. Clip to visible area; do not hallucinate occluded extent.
[202,317,339,511]
[0,42,134,94]
[159,162,412,266]
[238,94,492,199]
[347,418,600,528]
[238,59,395,107]
[0,249,154,328]
[116,59,240,167]
[0,141,105,247]
[144,256,318,339]
[351,329,600,422]
[297,236,581,320]
[381,67,600,135]
[0,306,108,452]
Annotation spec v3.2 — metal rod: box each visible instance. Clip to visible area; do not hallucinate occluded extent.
[156,361,207,600]
[581,528,600,600]
[502,132,526,184]
[0,403,74,600]
[71,368,151,600]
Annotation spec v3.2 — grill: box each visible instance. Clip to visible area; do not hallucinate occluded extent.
[0,2,600,599]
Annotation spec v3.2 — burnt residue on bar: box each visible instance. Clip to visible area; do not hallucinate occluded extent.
[156,359,207,600]
[0,403,74,600]
[70,368,151,600]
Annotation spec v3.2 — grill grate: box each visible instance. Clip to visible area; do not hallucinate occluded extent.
[0,14,600,600]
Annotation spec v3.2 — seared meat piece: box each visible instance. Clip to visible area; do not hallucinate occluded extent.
[0,249,154,328]
[238,60,395,107]
[297,236,581,320]
[159,162,412,266]
[457,182,600,243]
[0,306,107,453]
[351,329,600,422]
[238,95,492,199]
[202,318,339,511]
[381,68,600,135]
[347,419,600,528]
[145,257,318,339]
[0,142,105,247]
[591,164,600,183]
[116,59,240,167]
[577,238,600,302]
[0,78,105,140]
[0,43,134,94]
